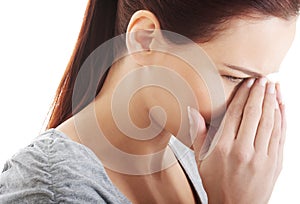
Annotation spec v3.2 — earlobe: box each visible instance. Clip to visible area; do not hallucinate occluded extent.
[126,10,162,59]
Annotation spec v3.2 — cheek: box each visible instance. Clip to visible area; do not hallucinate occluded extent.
[193,81,212,122]
[195,80,239,124]
[190,77,230,124]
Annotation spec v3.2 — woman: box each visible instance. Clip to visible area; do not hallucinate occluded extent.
[0,0,298,203]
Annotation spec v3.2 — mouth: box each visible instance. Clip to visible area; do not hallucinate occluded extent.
[206,121,218,129]
[205,123,211,129]
[205,114,224,132]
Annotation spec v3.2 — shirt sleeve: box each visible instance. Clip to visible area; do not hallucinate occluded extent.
[0,141,56,203]
[0,131,109,204]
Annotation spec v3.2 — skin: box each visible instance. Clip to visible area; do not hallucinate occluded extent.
[56,10,297,204]
[192,78,287,203]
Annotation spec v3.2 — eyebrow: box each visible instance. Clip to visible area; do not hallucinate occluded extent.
[223,63,263,78]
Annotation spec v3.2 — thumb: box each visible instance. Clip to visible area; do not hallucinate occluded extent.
[187,106,207,161]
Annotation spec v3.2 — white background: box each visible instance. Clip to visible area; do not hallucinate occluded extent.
[0,1,299,203]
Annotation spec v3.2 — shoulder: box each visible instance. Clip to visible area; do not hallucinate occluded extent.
[0,129,129,204]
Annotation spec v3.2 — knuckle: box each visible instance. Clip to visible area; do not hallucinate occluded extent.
[232,149,253,163]
[260,118,274,130]
[244,105,261,118]
[214,144,230,157]
[249,155,267,171]
[227,105,243,119]
[279,136,285,146]
[264,95,274,106]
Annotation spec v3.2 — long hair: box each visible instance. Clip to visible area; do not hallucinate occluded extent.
[46,0,299,129]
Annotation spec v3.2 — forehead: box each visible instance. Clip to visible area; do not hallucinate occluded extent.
[200,17,297,75]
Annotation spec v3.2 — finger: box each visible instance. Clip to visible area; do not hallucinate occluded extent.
[236,77,267,149]
[268,103,281,156]
[255,82,276,153]
[280,104,287,147]
[188,107,207,161]
[276,83,284,105]
[275,104,287,178]
[218,78,255,145]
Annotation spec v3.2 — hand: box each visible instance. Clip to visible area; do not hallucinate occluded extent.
[188,78,286,204]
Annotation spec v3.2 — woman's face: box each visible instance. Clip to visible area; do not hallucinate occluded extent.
[140,16,297,136]
[123,13,297,141]
[195,17,297,122]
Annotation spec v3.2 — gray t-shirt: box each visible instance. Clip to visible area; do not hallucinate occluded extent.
[0,129,208,203]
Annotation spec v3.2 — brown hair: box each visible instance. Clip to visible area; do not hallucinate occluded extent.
[46,0,299,129]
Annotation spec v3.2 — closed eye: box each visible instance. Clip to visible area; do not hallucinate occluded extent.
[222,75,247,84]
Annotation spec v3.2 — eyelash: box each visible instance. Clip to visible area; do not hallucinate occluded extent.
[223,75,246,84]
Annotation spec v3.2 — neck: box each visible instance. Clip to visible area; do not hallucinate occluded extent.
[59,57,186,175]
[69,83,177,175]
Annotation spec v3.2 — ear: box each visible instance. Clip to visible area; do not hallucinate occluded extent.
[126,10,164,65]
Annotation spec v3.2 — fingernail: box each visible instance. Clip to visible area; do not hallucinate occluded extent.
[259,77,268,87]
[267,82,275,94]
[187,106,193,125]
[187,106,208,161]
[247,78,255,88]
[187,106,199,140]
